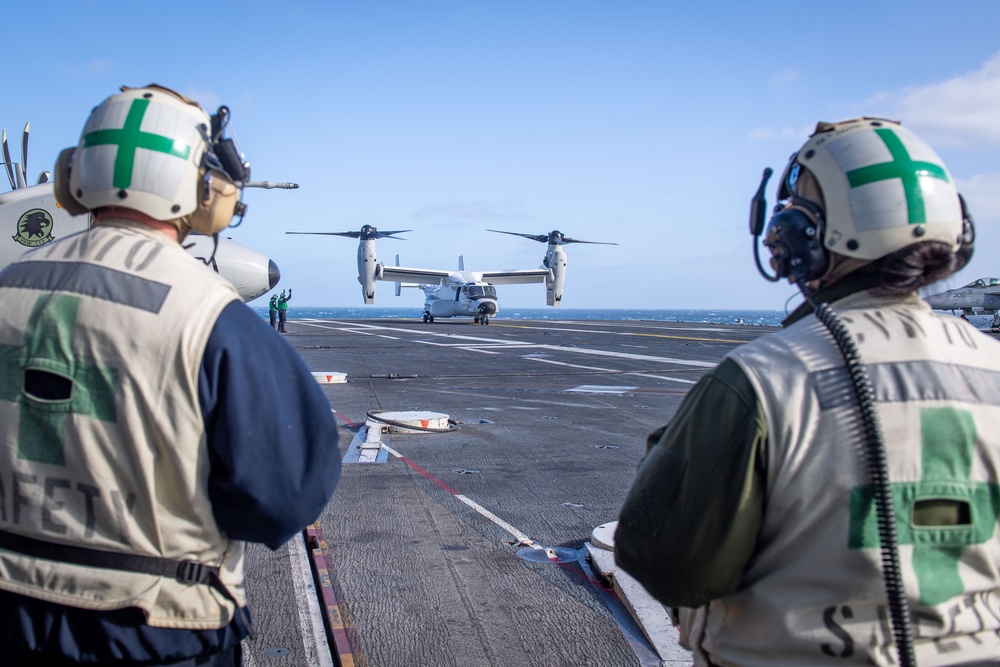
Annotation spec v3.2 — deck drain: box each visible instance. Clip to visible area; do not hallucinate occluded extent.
[454,468,481,475]
[265,647,291,657]
[595,444,620,450]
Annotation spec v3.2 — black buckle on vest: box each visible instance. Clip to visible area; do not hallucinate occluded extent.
[176,560,211,585]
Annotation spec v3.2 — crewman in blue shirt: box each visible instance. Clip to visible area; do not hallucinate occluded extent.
[0,84,341,665]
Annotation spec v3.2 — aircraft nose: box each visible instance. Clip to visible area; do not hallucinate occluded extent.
[268,259,281,291]
[479,302,497,315]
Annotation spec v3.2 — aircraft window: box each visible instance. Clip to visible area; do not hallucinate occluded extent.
[468,285,496,299]
[990,278,1000,286]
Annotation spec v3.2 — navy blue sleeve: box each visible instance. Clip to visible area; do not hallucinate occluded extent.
[199,301,341,549]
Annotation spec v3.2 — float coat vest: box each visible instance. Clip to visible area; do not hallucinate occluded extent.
[680,291,1000,666]
[0,220,245,630]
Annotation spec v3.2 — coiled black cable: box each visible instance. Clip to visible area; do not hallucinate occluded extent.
[815,303,916,667]
[366,410,461,433]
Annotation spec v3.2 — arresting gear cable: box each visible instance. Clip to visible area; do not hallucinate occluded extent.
[0,528,256,638]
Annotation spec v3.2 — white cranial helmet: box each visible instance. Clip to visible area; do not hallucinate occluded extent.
[68,84,214,221]
[778,117,965,260]
[55,84,248,237]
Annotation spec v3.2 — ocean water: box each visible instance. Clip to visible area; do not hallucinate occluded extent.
[256,306,788,326]
[254,306,999,330]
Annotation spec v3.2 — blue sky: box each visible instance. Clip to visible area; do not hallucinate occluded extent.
[6,1,1000,311]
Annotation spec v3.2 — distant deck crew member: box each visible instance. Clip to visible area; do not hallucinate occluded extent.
[0,84,341,665]
[616,118,1000,666]
[269,293,279,329]
[278,287,292,332]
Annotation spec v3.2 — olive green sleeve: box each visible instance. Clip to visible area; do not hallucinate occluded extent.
[614,357,767,608]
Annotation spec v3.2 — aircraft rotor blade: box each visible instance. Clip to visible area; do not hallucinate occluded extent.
[488,228,617,245]
[286,231,363,238]
[21,123,29,186]
[358,225,410,241]
[284,230,411,240]
[487,229,549,243]
[560,236,618,246]
[2,129,15,190]
[372,230,410,240]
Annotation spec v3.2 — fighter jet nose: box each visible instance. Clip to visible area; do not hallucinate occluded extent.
[268,259,281,290]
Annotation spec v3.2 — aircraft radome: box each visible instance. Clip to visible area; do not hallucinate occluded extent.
[0,122,284,303]
[286,225,616,324]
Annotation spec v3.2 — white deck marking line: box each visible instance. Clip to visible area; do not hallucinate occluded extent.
[526,357,699,385]
[297,320,717,368]
[287,534,336,667]
[416,340,537,348]
[525,357,619,373]
[629,373,697,385]
[381,444,540,550]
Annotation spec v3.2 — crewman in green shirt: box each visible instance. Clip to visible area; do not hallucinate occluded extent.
[277,288,291,333]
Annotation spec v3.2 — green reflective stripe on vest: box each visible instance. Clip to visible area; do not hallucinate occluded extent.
[849,407,1000,605]
[82,98,192,190]
[0,294,118,465]
[845,128,949,225]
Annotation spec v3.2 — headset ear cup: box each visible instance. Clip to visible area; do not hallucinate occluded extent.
[53,148,89,217]
[188,169,240,235]
[954,195,975,272]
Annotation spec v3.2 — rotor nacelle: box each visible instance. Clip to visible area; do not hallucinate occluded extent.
[285,225,409,304]
[488,229,615,307]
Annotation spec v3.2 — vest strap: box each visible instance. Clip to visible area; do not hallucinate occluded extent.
[0,529,257,637]
[0,527,216,581]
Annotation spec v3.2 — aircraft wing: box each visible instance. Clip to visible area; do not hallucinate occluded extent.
[479,269,551,285]
[378,265,452,285]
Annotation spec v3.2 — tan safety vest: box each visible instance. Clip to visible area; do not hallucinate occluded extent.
[0,220,245,629]
[681,291,1000,666]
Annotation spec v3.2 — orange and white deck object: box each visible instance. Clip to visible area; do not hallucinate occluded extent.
[311,371,347,384]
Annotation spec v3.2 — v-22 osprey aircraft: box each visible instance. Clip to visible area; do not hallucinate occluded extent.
[0,123,286,302]
[286,226,616,324]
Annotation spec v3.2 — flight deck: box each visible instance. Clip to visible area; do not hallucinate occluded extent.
[239,317,778,667]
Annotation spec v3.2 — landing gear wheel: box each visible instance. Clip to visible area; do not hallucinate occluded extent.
[422,312,430,323]
[474,316,480,324]
[482,316,490,325]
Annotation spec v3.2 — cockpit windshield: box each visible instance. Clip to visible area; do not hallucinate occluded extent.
[963,278,1000,288]
[466,284,497,299]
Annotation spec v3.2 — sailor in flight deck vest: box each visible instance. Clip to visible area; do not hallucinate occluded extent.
[0,221,246,628]
[0,84,342,664]
[615,118,1000,666]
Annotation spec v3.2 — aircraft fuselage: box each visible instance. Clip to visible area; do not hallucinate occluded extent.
[925,277,1000,315]
[421,280,498,324]
[1,183,278,302]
